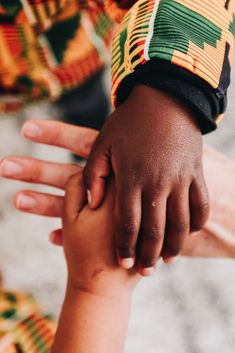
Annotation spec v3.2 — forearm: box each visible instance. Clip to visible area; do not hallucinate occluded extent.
[51,285,132,353]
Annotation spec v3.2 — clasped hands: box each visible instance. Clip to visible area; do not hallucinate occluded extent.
[0,86,210,277]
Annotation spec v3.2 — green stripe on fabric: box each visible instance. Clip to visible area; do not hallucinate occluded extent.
[21,317,49,353]
[229,15,235,36]
[149,0,222,59]
[94,14,113,38]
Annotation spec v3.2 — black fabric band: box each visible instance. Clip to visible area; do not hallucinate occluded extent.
[116,59,227,134]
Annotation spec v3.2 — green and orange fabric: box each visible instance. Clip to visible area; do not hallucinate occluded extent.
[0,0,114,106]
[0,0,234,132]
[111,0,235,132]
[0,290,55,353]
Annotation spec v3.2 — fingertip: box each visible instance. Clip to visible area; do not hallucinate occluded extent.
[22,121,42,139]
[139,267,155,277]
[49,230,63,246]
[14,192,37,211]
[119,257,135,269]
[162,254,176,264]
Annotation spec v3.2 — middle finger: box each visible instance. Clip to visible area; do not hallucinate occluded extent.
[0,157,81,189]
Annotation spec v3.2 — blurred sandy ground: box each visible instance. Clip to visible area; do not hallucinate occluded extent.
[0,70,235,353]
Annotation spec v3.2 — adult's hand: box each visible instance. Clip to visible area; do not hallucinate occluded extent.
[0,120,98,242]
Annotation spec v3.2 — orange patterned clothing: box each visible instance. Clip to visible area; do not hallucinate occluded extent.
[0,0,114,107]
[0,290,55,353]
[0,0,234,132]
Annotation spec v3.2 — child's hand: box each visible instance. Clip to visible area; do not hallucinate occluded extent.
[62,172,140,299]
[84,85,209,272]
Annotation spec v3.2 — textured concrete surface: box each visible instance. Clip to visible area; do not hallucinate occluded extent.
[0,68,235,353]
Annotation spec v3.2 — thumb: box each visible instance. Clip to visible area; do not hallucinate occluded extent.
[83,139,110,209]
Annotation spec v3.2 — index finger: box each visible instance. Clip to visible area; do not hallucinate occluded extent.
[22,120,98,158]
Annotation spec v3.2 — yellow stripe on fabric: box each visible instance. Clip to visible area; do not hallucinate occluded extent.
[216,113,224,123]
[171,50,219,88]
[144,0,159,60]
[36,4,48,24]
[0,30,12,68]
[177,0,232,28]
[47,1,56,16]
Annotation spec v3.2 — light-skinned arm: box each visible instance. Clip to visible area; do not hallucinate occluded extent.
[51,173,139,353]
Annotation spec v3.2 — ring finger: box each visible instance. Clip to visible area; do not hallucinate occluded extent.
[162,190,190,262]
[14,190,64,217]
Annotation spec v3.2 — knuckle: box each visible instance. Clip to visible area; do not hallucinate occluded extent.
[119,220,139,237]
[49,126,61,145]
[199,201,210,217]
[44,197,56,215]
[155,178,168,195]
[172,220,189,234]
[145,226,163,242]
[28,164,41,182]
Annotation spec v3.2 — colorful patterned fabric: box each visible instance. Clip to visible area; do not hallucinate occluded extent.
[111,0,235,123]
[0,0,114,107]
[0,290,55,353]
[0,0,234,131]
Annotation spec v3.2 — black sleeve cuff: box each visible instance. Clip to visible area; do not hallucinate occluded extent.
[115,59,227,134]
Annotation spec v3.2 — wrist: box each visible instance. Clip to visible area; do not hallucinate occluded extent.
[65,283,132,308]
[66,276,134,303]
[129,84,201,134]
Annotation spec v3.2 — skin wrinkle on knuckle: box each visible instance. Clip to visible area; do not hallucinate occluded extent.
[44,197,57,216]
[28,164,41,182]
[199,201,210,216]
[171,220,189,233]
[48,126,61,145]
[144,225,163,242]
[119,219,139,237]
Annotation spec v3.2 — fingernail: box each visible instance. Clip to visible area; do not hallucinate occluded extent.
[87,189,91,204]
[16,194,37,210]
[119,258,135,269]
[22,122,42,138]
[141,267,155,276]
[0,160,23,177]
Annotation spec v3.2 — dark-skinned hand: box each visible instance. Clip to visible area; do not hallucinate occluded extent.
[83,84,209,275]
